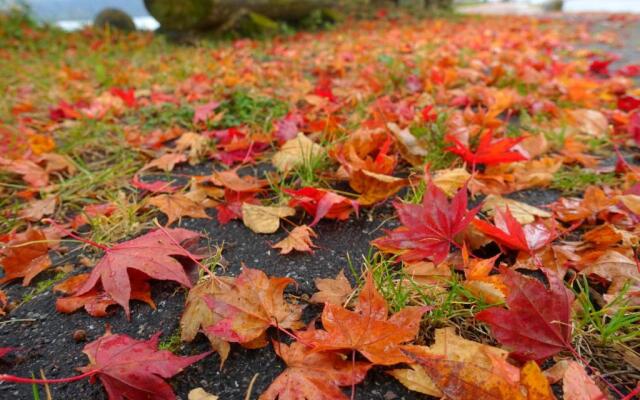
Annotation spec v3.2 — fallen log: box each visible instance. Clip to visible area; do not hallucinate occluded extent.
[144,0,336,31]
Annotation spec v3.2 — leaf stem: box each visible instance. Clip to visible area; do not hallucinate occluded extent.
[0,370,96,385]
[43,219,109,251]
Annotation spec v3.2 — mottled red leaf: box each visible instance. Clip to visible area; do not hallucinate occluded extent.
[373,182,479,263]
[473,207,555,253]
[79,328,210,400]
[74,228,203,318]
[476,267,574,362]
[285,187,359,227]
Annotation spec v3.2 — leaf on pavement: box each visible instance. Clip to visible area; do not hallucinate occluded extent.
[373,182,479,263]
[147,193,211,226]
[272,225,318,254]
[310,270,353,306]
[74,228,204,318]
[54,272,155,317]
[259,340,372,400]
[0,227,53,286]
[285,187,358,227]
[140,153,188,172]
[180,276,234,365]
[204,267,304,347]
[297,273,428,365]
[241,203,296,234]
[349,169,407,205]
[79,328,210,400]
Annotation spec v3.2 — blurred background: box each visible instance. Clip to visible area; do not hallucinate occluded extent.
[1,0,639,31]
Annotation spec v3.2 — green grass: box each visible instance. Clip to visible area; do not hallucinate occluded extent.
[20,271,68,305]
[217,90,288,131]
[551,166,619,194]
[353,250,490,324]
[574,277,640,345]
[409,112,456,170]
[158,327,182,353]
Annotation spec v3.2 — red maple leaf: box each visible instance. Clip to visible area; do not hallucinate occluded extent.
[445,130,527,167]
[373,182,479,263]
[79,328,210,400]
[285,187,359,227]
[74,228,203,318]
[476,267,574,362]
[473,207,555,253]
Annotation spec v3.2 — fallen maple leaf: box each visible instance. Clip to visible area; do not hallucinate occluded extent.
[390,327,510,397]
[563,361,607,400]
[401,345,555,400]
[310,270,353,306]
[260,341,372,400]
[54,272,155,317]
[140,153,188,173]
[175,132,210,165]
[78,328,210,400]
[445,130,527,167]
[476,267,574,362]
[189,387,219,400]
[473,207,555,253]
[0,157,49,188]
[432,167,471,197]
[204,267,304,347]
[241,203,296,234]
[180,276,235,365]
[285,187,358,227]
[272,225,318,254]
[0,227,53,286]
[74,228,203,318]
[349,169,407,205]
[0,347,13,359]
[193,101,220,125]
[131,174,181,193]
[19,197,57,221]
[147,193,211,226]
[297,273,428,365]
[373,182,479,263]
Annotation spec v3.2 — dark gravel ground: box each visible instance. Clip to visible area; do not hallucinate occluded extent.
[1,13,640,400]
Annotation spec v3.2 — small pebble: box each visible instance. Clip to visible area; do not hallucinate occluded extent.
[73,329,87,342]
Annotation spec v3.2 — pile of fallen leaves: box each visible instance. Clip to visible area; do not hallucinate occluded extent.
[1,7,640,400]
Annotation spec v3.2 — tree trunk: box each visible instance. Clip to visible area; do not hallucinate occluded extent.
[144,0,335,31]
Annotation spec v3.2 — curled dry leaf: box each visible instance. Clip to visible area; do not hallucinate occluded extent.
[272,225,318,254]
[180,276,234,365]
[432,167,471,197]
[188,388,219,400]
[147,193,211,226]
[79,328,210,400]
[569,109,609,137]
[241,203,296,234]
[310,270,353,306]
[175,132,210,165]
[272,132,324,171]
[482,195,551,225]
[563,361,607,400]
[20,197,57,221]
[349,169,407,205]
[0,157,49,188]
[387,122,428,167]
[260,340,372,400]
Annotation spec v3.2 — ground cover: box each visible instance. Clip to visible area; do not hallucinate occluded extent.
[0,6,639,400]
